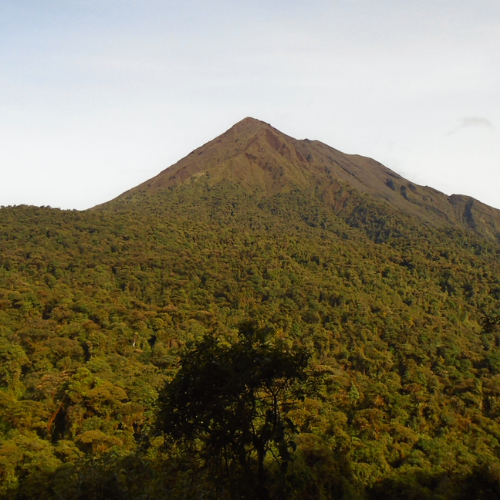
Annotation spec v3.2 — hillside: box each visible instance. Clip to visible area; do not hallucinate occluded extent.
[1,120,500,499]
[105,117,500,241]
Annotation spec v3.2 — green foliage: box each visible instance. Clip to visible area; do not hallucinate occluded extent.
[2,184,500,497]
[156,324,310,498]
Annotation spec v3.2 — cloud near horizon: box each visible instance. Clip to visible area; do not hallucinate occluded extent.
[448,117,494,135]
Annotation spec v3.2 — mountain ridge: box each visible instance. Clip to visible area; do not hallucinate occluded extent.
[99,117,500,242]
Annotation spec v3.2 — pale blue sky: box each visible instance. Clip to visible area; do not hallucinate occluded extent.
[1,0,499,209]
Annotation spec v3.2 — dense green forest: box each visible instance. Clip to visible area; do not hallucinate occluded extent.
[1,182,500,499]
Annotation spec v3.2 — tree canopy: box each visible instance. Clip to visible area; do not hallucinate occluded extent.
[1,184,500,498]
[156,324,310,499]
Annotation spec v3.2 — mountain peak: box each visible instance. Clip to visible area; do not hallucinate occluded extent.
[232,116,269,129]
[103,118,500,241]
[221,116,286,144]
[115,116,314,197]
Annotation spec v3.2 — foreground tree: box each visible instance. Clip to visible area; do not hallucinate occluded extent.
[155,323,310,499]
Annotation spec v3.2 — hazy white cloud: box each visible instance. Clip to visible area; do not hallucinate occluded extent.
[448,117,494,135]
[460,117,493,129]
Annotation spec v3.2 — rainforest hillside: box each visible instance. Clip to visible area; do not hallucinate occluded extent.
[1,119,500,499]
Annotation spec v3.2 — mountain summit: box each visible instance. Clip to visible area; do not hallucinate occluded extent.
[109,117,500,241]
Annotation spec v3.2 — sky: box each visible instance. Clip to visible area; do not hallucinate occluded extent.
[1,0,499,210]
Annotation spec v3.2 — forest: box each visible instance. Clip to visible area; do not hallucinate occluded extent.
[1,181,500,499]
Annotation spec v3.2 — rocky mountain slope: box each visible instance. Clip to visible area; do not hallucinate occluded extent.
[107,117,500,241]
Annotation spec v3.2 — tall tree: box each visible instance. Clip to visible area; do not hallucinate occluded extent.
[155,323,310,499]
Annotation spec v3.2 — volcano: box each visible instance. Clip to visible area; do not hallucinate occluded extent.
[104,117,500,241]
